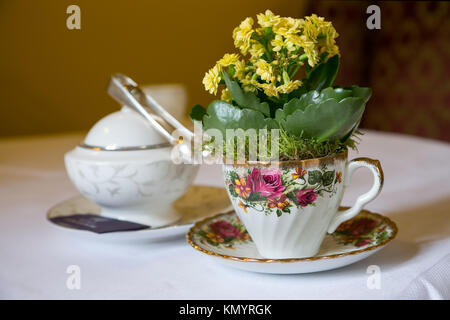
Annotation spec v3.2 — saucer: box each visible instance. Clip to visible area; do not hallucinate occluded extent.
[187,209,398,274]
[47,185,232,240]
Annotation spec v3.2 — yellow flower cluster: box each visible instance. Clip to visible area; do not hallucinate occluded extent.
[202,65,221,95]
[257,9,280,28]
[254,59,273,82]
[202,10,339,98]
[302,14,340,66]
[232,17,254,55]
[202,51,248,96]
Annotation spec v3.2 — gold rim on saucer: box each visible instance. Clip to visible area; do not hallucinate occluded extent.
[186,207,398,263]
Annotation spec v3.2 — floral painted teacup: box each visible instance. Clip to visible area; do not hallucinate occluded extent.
[222,151,384,259]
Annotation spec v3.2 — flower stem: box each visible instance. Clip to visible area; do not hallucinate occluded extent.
[264,46,272,62]
[289,64,301,79]
[282,70,290,84]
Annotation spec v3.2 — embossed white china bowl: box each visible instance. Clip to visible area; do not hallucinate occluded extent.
[65,106,198,227]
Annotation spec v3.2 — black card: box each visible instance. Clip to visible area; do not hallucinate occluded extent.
[50,214,150,234]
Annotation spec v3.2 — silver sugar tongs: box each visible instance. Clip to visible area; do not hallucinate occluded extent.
[107,73,194,145]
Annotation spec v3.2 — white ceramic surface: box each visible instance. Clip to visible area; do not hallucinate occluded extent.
[65,107,198,227]
[84,106,167,149]
[187,210,397,274]
[47,186,233,240]
[222,152,383,259]
[142,84,187,122]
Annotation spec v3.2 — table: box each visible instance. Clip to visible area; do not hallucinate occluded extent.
[1,130,449,299]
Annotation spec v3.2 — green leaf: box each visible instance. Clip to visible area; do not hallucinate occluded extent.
[276,210,282,217]
[228,183,238,197]
[345,85,372,103]
[189,104,207,122]
[319,87,354,102]
[340,122,359,143]
[274,108,286,122]
[222,71,270,117]
[286,191,297,202]
[229,171,239,182]
[247,193,266,202]
[282,207,290,213]
[203,100,279,136]
[322,170,335,186]
[304,55,340,91]
[277,87,354,120]
[280,97,366,141]
[287,85,308,100]
[308,170,323,185]
[339,86,371,141]
[376,231,389,243]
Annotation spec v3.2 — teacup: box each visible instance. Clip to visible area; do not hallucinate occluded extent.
[222,151,383,259]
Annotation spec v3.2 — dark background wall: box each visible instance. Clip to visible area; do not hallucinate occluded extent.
[0,0,306,136]
[1,0,449,141]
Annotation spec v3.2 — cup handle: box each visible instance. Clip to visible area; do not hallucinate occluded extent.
[327,157,384,234]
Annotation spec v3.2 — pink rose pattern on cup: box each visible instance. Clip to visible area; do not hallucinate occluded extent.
[295,188,318,207]
[248,168,285,199]
[225,166,342,217]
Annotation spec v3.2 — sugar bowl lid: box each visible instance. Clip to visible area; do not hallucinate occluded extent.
[80,106,171,151]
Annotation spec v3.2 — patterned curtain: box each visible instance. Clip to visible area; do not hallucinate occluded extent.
[308,1,450,141]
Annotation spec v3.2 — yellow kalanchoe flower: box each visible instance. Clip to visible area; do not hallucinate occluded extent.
[307,14,324,25]
[256,9,280,28]
[284,38,297,52]
[318,23,340,58]
[273,17,303,37]
[302,23,318,42]
[254,59,273,83]
[233,17,254,54]
[241,78,259,92]
[303,41,319,67]
[202,64,221,95]
[285,34,303,47]
[221,88,233,103]
[218,53,241,67]
[277,80,302,94]
[301,14,340,66]
[272,34,296,52]
[249,42,266,60]
[233,59,247,80]
[259,83,279,97]
[271,34,284,52]
[202,11,340,97]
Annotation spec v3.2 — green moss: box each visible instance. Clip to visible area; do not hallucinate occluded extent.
[275,128,360,160]
[204,128,361,161]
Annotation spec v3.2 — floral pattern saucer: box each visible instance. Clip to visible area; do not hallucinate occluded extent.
[187,208,397,274]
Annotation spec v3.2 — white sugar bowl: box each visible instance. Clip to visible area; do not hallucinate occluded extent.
[64,106,198,227]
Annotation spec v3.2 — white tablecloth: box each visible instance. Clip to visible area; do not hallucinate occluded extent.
[0,130,449,299]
